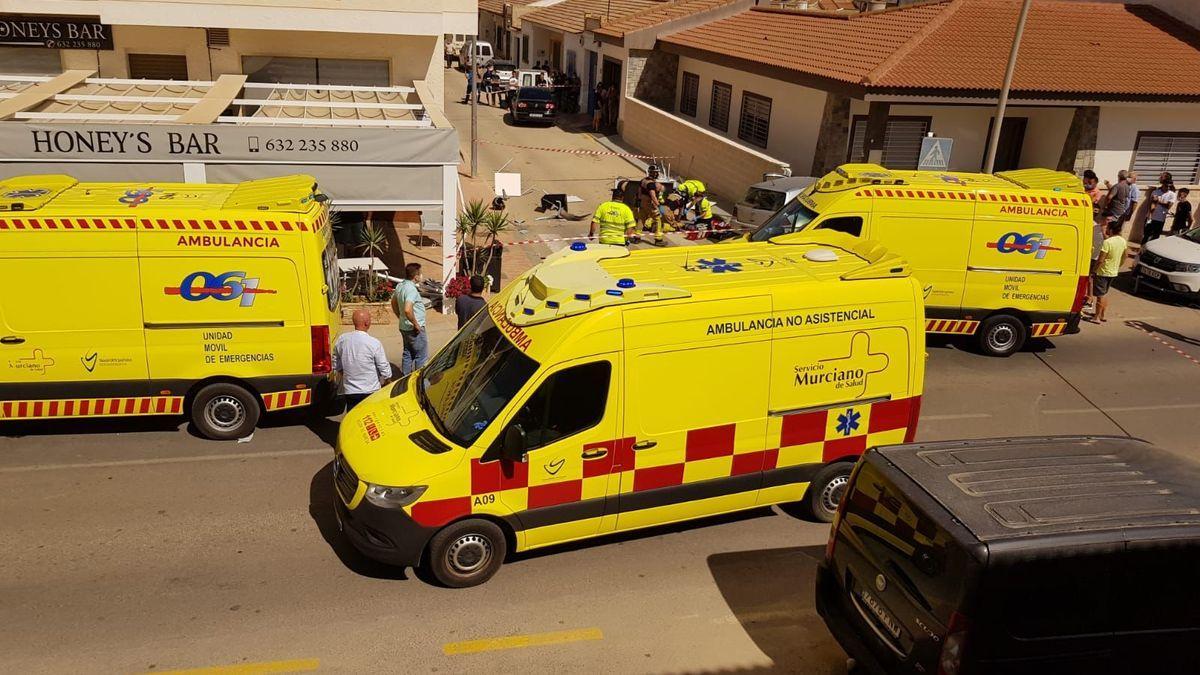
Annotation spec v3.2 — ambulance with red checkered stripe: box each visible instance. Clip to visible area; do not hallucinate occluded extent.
[0,174,341,439]
[333,231,926,586]
[746,164,1093,356]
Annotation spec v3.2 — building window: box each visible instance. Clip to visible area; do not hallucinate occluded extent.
[128,54,189,80]
[1131,132,1200,185]
[3,47,62,75]
[679,72,699,117]
[566,50,577,76]
[241,56,389,87]
[847,115,932,169]
[738,92,772,148]
[709,81,732,132]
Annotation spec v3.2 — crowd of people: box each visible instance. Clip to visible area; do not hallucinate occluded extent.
[588,167,719,247]
[464,60,583,114]
[1081,168,1194,323]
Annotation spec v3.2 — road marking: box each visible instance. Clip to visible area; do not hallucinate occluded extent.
[0,448,331,474]
[1042,402,1200,416]
[921,413,993,421]
[148,658,319,675]
[442,627,603,655]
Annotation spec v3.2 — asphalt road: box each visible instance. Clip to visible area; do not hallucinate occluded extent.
[3,282,1197,674]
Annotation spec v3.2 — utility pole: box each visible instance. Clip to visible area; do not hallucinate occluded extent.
[469,35,479,178]
[984,0,1032,174]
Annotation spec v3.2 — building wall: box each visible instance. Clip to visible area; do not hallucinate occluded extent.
[58,25,444,107]
[674,55,827,178]
[623,97,790,203]
[519,23,557,68]
[1080,0,1199,28]
[1094,104,1200,182]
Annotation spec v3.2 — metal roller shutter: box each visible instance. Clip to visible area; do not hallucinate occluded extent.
[1131,133,1200,185]
[127,54,189,80]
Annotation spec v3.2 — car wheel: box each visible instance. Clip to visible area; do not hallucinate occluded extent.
[805,463,854,523]
[425,519,507,588]
[978,314,1027,357]
[190,382,260,440]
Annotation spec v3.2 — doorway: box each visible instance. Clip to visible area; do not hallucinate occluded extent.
[984,117,1028,172]
[586,50,598,113]
[601,58,622,130]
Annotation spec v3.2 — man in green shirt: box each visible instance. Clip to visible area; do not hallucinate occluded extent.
[391,262,428,374]
[588,188,637,246]
[1090,220,1127,324]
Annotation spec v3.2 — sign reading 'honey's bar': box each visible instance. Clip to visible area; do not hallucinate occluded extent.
[0,14,113,50]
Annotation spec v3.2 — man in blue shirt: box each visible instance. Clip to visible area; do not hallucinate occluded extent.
[391,263,428,376]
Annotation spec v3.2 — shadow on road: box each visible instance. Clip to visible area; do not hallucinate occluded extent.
[0,415,183,438]
[925,332,1056,355]
[1125,319,1200,347]
[308,460,409,581]
[706,545,848,675]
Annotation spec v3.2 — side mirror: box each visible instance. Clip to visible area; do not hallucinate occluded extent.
[502,424,527,462]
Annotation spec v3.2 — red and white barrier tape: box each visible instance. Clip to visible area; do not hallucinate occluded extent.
[476,139,673,160]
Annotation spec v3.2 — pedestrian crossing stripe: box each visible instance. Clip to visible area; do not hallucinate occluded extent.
[0,396,184,420]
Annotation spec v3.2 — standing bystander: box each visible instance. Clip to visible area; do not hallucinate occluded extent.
[1172,188,1193,235]
[1090,220,1128,324]
[1145,172,1176,245]
[332,309,392,410]
[588,188,637,246]
[455,276,488,330]
[391,263,428,375]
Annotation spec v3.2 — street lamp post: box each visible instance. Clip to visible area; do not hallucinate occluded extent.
[983,0,1033,174]
[469,36,479,179]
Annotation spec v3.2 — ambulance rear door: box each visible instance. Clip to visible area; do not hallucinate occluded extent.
[867,196,973,313]
[617,296,773,531]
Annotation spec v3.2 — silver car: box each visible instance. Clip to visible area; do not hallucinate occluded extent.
[1134,228,1200,299]
[735,176,816,227]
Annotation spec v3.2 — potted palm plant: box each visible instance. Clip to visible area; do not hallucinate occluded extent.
[340,219,395,324]
[448,201,510,297]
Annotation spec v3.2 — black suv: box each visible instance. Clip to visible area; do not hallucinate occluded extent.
[509,86,556,125]
[818,436,1200,675]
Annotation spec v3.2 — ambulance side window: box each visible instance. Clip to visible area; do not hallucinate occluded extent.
[814,215,863,237]
[504,361,611,452]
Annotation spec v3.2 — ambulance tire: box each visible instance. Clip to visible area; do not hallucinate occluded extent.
[191,383,261,440]
[805,462,854,523]
[426,519,507,588]
[978,315,1027,357]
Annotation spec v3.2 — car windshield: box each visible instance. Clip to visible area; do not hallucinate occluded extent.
[743,187,786,212]
[418,309,539,447]
[748,197,820,242]
[520,88,553,101]
[1182,227,1200,244]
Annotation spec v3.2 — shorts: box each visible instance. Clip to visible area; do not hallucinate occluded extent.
[1092,275,1114,296]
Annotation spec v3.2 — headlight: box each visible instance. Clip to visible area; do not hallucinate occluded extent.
[1181,263,1200,273]
[362,484,427,509]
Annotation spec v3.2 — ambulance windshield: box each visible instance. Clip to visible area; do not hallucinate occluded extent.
[748,199,819,242]
[418,310,539,447]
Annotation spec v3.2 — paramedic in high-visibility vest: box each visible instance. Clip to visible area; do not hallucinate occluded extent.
[692,190,714,229]
[588,188,637,245]
[678,178,706,201]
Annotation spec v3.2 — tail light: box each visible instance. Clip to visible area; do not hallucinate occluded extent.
[311,325,331,374]
[546,102,555,109]
[938,611,971,675]
[517,102,527,108]
[904,396,923,443]
[1070,275,1089,314]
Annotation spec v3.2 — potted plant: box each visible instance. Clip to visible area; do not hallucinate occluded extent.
[450,200,510,297]
[340,219,395,324]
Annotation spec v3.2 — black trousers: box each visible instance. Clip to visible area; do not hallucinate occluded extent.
[1144,219,1166,244]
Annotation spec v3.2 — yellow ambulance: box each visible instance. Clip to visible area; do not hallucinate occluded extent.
[333,233,925,586]
[746,164,1092,356]
[0,174,340,439]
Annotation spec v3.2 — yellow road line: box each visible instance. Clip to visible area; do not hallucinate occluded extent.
[442,627,603,656]
[148,658,320,675]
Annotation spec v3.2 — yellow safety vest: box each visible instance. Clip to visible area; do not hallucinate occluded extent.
[594,201,635,245]
[681,179,706,198]
[696,197,713,220]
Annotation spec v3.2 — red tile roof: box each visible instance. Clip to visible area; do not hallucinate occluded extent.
[523,0,668,34]
[660,0,1200,98]
[594,0,742,39]
[479,0,537,15]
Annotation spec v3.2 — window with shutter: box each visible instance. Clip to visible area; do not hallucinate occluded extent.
[1131,133,1200,185]
[738,92,772,148]
[709,81,732,132]
[680,72,699,117]
[128,54,189,80]
[847,115,932,169]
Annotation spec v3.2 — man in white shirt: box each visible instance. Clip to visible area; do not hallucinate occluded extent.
[1145,171,1176,245]
[332,309,392,410]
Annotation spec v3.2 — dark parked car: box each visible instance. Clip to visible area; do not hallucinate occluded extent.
[508,86,556,125]
[818,436,1200,675]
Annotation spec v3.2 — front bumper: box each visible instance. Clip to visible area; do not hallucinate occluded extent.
[333,478,435,568]
[1136,263,1200,296]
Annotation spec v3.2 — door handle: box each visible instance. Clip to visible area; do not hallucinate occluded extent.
[581,448,609,460]
[632,440,657,451]
[0,336,25,345]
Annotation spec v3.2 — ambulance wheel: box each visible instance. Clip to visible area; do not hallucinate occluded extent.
[426,519,507,588]
[978,315,1027,357]
[191,383,260,440]
[806,462,854,523]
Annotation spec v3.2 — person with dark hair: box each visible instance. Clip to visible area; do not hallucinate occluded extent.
[391,262,428,375]
[1089,220,1127,324]
[1172,187,1193,235]
[1145,171,1176,245]
[589,187,637,246]
[638,166,664,246]
[455,276,488,330]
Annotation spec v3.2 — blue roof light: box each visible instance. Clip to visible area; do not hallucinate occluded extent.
[570,241,587,251]
[546,300,559,309]
[617,278,636,289]
[574,293,590,301]
[606,289,623,297]
[523,307,534,315]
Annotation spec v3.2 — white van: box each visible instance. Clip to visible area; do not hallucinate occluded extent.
[459,41,494,69]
